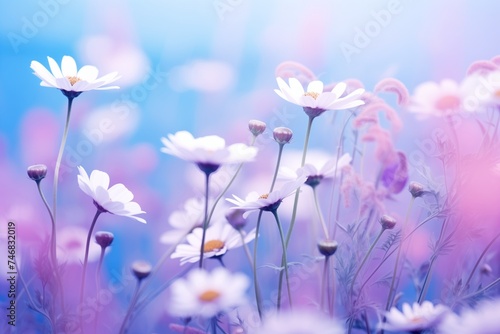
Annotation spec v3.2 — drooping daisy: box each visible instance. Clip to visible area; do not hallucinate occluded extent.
[408,79,467,117]
[250,309,344,334]
[279,152,352,188]
[77,166,146,224]
[171,222,255,265]
[274,77,365,118]
[30,56,120,97]
[380,301,449,332]
[226,174,307,218]
[168,267,250,318]
[160,131,258,174]
[160,197,227,245]
[438,298,500,334]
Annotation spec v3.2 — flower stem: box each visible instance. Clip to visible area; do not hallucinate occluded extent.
[53,96,74,228]
[464,232,500,289]
[272,209,292,310]
[269,144,284,192]
[350,227,385,296]
[385,196,415,311]
[94,245,106,331]
[119,279,143,334]
[80,209,103,306]
[199,171,212,269]
[313,187,329,240]
[252,210,265,319]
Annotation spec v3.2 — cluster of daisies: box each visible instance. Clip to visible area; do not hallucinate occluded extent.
[24,55,500,334]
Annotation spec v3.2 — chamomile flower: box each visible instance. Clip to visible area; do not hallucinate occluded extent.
[160,131,258,174]
[30,55,120,95]
[171,222,255,265]
[408,79,466,117]
[380,301,449,332]
[438,298,500,334]
[226,174,307,218]
[274,77,365,118]
[77,166,146,224]
[168,267,249,318]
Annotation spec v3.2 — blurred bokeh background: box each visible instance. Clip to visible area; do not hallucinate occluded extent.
[1,0,500,331]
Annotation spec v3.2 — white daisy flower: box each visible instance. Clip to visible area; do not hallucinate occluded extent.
[77,166,146,224]
[462,70,500,111]
[250,309,344,334]
[168,267,249,318]
[160,197,227,245]
[438,298,500,334]
[30,55,120,95]
[408,79,467,117]
[380,301,449,332]
[226,174,307,218]
[171,222,255,265]
[161,131,258,174]
[57,226,101,264]
[279,152,352,188]
[274,77,365,118]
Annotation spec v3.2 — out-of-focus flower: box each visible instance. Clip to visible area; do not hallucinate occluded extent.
[274,77,365,118]
[160,197,226,245]
[250,309,344,334]
[462,71,500,111]
[171,223,255,265]
[57,226,100,263]
[380,301,449,332]
[160,131,258,174]
[380,214,397,230]
[408,79,466,117]
[380,151,408,194]
[408,181,425,198]
[248,120,266,137]
[30,56,120,93]
[438,298,500,334]
[279,153,351,188]
[131,260,152,280]
[77,166,146,224]
[226,174,307,218]
[168,267,249,318]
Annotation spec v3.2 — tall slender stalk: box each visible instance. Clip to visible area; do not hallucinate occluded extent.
[80,209,103,305]
[272,209,292,310]
[119,279,143,334]
[199,171,211,269]
[252,210,265,319]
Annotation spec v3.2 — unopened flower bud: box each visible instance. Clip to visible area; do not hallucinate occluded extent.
[248,120,266,137]
[131,260,152,280]
[27,164,47,182]
[380,215,397,230]
[95,231,114,248]
[481,263,492,276]
[408,181,425,198]
[273,127,293,144]
[317,240,338,257]
[225,210,246,230]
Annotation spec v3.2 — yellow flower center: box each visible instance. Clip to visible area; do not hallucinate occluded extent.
[67,76,82,86]
[199,289,221,302]
[203,240,225,252]
[304,91,320,100]
[259,193,269,199]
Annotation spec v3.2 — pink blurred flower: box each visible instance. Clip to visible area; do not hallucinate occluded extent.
[408,79,466,117]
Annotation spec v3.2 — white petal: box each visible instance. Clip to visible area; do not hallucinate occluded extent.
[331,82,347,97]
[107,183,134,203]
[61,56,77,77]
[47,56,63,78]
[289,78,305,96]
[89,169,110,190]
[30,60,57,87]
[307,80,324,94]
[77,65,99,82]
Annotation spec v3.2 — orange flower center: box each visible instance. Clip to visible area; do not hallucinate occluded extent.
[494,90,500,98]
[203,240,225,252]
[259,193,269,199]
[304,91,320,99]
[67,76,82,86]
[198,289,221,302]
[435,95,460,111]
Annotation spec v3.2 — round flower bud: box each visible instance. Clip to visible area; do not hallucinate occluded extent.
[273,127,293,145]
[408,181,425,198]
[248,120,266,137]
[27,164,47,182]
[317,240,338,257]
[380,215,397,230]
[131,260,152,280]
[95,231,114,248]
[481,263,492,276]
[225,209,246,230]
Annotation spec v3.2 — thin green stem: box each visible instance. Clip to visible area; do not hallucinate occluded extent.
[53,96,74,227]
[385,197,415,311]
[199,171,211,269]
[252,210,264,319]
[269,144,284,192]
[272,209,292,310]
[119,279,143,334]
[80,209,103,305]
[350,228,385,295]
[313,187,329,240]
